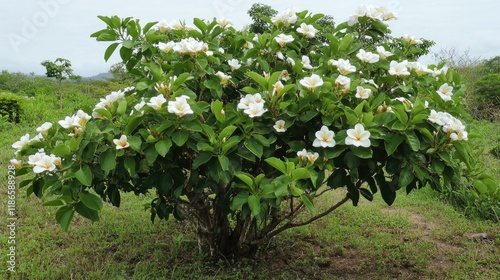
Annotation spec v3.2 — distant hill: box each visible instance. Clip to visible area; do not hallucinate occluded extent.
[84,72,113,81]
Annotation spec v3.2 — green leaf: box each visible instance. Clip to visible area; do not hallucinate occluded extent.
[292,168,310,181]
[155,138,172,157]
[398,167,414,188]
[405,131,420,152]
[219,125,237,140]
[300,194,316,215]
[193,152,212,168]
[211,100,224,122]
[235,172,254,189]
[244,138,263,158]
[79,191,103,211]
[172,130,190,146]
[124,157,136,177]
[218,155,230,171]
[247,195,261,217]
[127,135,142,151]
[264,157,287,174]
[385,134,405,156]
[246,71,267,88]
[94,108,112,120]
[55,206,74,232]
[231,191,249,211]
[42,199,64,207]
[75,165,92,187]
[51,144,71,157]
[351,146,372,159]
[124,115,143,134]
[75,202,99,221]
[359,188,373,201]
[193,18,207,33]
[100,149,116,174]
[376,174,396,205]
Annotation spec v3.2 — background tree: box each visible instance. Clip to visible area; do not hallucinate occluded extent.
[41,58,79,109]
[109,62,135,83]
[481,55,500,75]
[247,3,277,33]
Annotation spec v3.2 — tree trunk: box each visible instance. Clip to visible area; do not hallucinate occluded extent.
[59,80,63,110]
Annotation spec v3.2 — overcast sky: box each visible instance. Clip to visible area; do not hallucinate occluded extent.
[1,0,499,77]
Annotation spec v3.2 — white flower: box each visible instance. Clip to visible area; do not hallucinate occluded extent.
[271,8,297,26]
[272,81,284,96]
[134,99,146,112]
[345,124,371,147]
[307,152,319,164]
[376,46,393,59]
[147,95,167,110]
[113,135,130,150]
[301,55,313,69]
[313,126,336,148]
[228,59,241,71]
[355,86,372,99]
[155,20,170,33]
[442,117,465,134]
[75,110,91,127]
[297,149,308,161]
[403,34,423,45]
[12,133,30,150]
[168,95,194,117]
[348,5,368,26]
[286,57,296,66]
[389,60,410,76]
[36,122,53,134]
[28,152,45,166]
[32,154,58,173]
[30,133,44,143]
[361,78,379,89]
[274,33,294,47]
[357,49,380,63]
[10,159,21,169]
[300,74,324,91]
[273,120,286,132]
[216,71,231,85]
[450,130,468,141]
[158,41,176,53]
[238,94,256,110]
[437,83,454,101]
[296,23,317,38]
[243,102,267,118]
[276,51,285,60]
[335,75,351,92]
[280,70,291,81]
[101,91,125,107]
[173,37,207,54]
[216,18,233,28]
[58,115,78,129]
[428,110,453,127]
[329,58,356,75]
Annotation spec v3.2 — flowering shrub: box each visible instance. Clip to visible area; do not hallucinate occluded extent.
[11,5,493,257]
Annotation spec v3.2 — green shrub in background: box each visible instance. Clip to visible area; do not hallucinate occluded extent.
[474,74,500,120]
[0,93,23,123]
[11,5,500,260]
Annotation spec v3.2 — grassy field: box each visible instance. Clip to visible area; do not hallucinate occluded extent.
[1,91,499,279]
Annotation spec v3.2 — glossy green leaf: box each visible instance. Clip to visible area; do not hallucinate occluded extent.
[155,138,172,157]
[79,191,103,211]
[55,206,74,232]
[75,165,92,187]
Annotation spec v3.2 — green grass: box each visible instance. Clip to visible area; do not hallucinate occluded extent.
[1,87,499,279]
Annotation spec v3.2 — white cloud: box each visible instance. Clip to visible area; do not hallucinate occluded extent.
[1,0,499,76]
